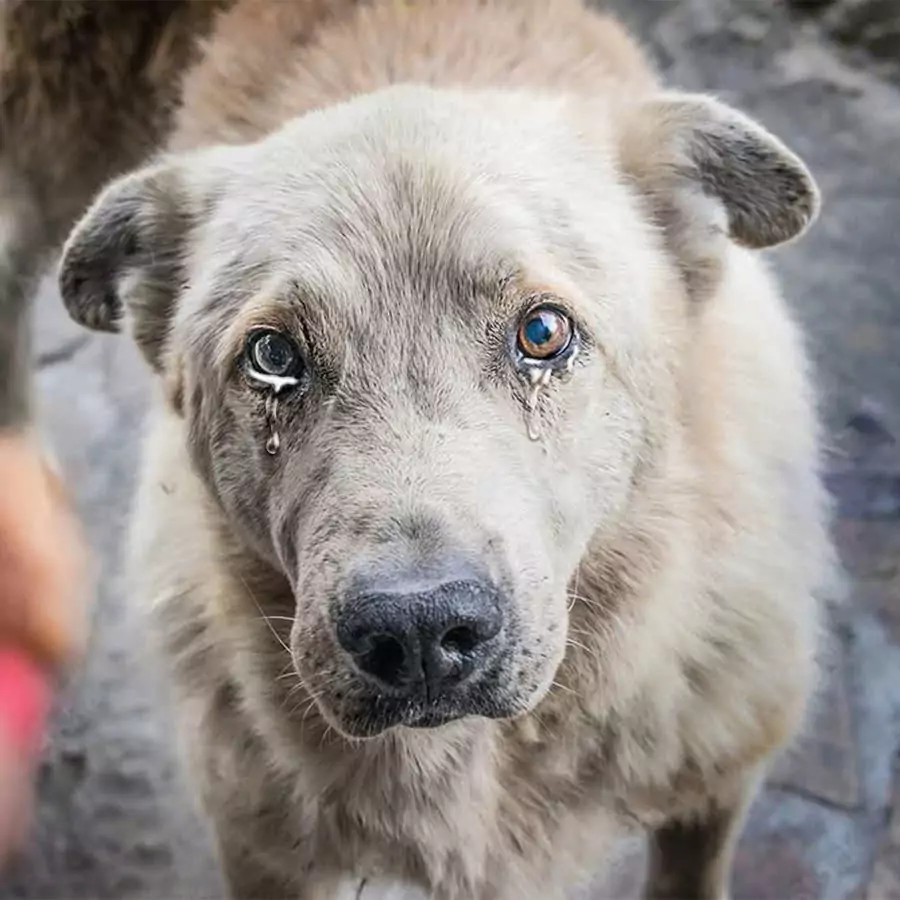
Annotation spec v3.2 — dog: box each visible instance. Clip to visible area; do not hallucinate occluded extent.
[4,1,833,897]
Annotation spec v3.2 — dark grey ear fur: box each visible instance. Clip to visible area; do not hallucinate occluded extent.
[620,91,820,255]
[58,161,193,371]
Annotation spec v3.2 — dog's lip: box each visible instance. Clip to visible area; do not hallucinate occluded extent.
[329,689,526,738]
[341,698,470,736]
[337,708,471,738]
[402,708,474,729]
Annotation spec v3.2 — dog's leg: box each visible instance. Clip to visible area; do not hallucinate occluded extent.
[217,831,431,900]
[217,849,373,900]
[219,850,297,900]
[215,827,301,900]
[642,769,762,900]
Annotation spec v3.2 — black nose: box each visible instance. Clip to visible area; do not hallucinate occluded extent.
[336,580,503,696]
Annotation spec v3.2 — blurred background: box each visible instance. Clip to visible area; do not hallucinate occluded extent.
[1,0,899,898]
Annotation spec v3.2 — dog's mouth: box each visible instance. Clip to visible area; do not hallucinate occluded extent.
[305,658,539,739]
[325,689,527,739]
[287,579,568,738]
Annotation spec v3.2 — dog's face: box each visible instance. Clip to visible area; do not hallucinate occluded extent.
[59,85,817,738]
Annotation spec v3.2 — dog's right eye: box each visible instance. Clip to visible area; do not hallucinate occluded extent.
[516,304,573,361]
[244,329,303,387]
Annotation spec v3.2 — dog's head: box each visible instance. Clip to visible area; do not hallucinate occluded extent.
[59,85,818,738]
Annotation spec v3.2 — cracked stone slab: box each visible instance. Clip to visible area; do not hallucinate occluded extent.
[769,628,862,811]
[732,830,823,900]
[31,272,90,362]
[867,753,900,898]
[789,0,900,79]
[826,404,900,519]
[834,519,900,581]
[36,334,90,369]
[855,576,900,649]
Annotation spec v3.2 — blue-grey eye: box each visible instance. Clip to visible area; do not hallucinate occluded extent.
[246,330,301,379]
[517,305,573,360]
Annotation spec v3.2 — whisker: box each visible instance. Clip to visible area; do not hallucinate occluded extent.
[565,637,591,653]
[567,568,582,611]
[551,679,578,698]
[285,679,309,702]
[566,590,605,610]
[566,631,605,669]
[290,691,319,719]
[240,575,292,656]
[319,719,337,748]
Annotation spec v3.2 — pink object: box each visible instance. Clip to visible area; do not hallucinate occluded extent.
[0,649,50,759]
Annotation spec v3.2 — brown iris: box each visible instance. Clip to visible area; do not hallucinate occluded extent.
[516,305,573,360]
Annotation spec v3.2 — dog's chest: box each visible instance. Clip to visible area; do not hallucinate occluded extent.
[302,723,625,892]
[330,875,430,900]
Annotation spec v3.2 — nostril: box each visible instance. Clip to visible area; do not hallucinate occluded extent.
[363,634,407,685]
[338,578,504,694]
[440,625,479,656]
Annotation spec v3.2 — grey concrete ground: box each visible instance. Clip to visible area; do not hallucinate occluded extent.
[2,1,900,897]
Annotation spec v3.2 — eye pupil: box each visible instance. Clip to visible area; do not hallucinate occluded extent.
[524,315,555,347]
[517,305,572,361]
[249,331,299,377]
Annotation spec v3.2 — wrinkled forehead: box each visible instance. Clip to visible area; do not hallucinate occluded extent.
[183,132,531,354]
[176,88,651,365]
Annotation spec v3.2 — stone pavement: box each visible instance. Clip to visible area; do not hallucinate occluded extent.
[2,1,900,898]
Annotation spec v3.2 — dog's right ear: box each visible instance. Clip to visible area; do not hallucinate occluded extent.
[58,160,198,373]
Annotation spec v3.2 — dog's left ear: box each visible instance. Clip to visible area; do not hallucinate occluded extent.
[58,156,210,373]
[618,91,820,253]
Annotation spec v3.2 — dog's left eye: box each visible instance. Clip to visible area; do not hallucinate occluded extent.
[516,305,573,361]
[245,329,302,380]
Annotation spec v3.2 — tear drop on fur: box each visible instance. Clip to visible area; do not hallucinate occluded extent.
[264,392,281,454]
[525,367,552,442]
[248,368,299,393]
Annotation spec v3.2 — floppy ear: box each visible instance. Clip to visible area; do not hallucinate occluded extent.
[58,160,196,372]
[618,92,820,291]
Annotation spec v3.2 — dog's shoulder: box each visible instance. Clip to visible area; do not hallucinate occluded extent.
[172,0,658,151]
